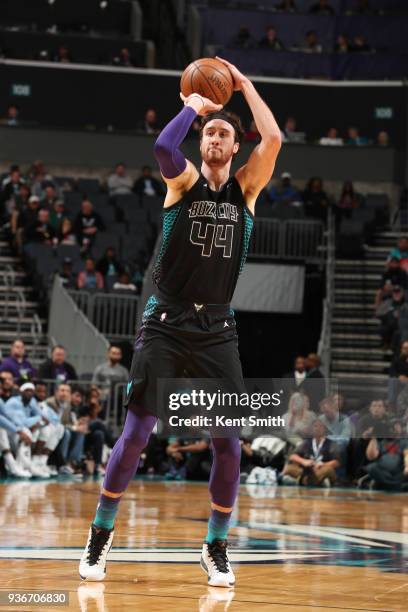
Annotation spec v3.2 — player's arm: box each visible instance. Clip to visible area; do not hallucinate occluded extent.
[154,94,222,208]
[217,57,282,213]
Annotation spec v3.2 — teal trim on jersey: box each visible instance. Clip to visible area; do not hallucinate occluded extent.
[157,203,182,265]
[239,208,254,273]
[142,295,159,322]
[229,308,235,317]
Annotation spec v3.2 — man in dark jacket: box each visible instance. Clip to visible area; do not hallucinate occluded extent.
[38,345,78,384]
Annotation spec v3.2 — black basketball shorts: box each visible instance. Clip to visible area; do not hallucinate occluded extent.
[124,291,246,417]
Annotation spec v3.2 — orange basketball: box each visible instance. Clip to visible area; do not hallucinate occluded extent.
[180,58,234,106]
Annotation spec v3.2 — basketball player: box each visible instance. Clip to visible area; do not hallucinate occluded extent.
[79,57,281,587]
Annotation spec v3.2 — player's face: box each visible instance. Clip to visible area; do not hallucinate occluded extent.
[200,120,239,166]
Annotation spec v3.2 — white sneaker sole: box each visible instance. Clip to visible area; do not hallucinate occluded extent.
[200,556,235,588]
[79,543,112,581]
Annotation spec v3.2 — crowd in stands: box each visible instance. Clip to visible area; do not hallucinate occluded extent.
[232,22,374,55]
[2,339,407,490]
[0,160,161,295]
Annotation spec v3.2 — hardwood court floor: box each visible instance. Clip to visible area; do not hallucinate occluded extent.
[0,479,407,611]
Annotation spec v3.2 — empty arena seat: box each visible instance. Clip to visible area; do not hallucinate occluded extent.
[64,192,83,216]
[56,244,81,263]
[91,233,120,259]
[77,178,101,195]
[365,193,390,225]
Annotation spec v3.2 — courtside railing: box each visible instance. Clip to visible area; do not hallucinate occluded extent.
[249,218,324,264]
[49,277,109,374]
[68,291,140,341]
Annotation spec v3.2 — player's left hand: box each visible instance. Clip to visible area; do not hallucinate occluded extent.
[215,56,249,91]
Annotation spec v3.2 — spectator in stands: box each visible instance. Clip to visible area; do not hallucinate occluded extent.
[2,104,19,127]
[358,399,391,440]
[1,164,20,189]
[377,131,390,147]
[258,26,285,51]
[376,285,405,350]
[388,237,408,270]
[92,345,129,402]
[107,163,133,197]
[282,392,316,447]
[302,177,329,220]
[275,0,297,13]
[282,116,296,139]
[244,120,261,143]
[33,383,71,476]
[49,200,67,233]
[38,345,78,385]
[29,161,59,200]
[24,208,57,244]
[19,195,40,230]
[97,247,124,278]
[59,257,77,289]
[54,45,71,63]
[319,127,344,146]
[112,47,135,67]
[0,371,18,402]
[141,108,160,135]
[389,341,408,410]
[309,0,335,15]
[133,166,164,198]
[40,183,59,210]
[0,409,32,477]
[34,380,48,404]
[80,386,116,475]
[1,168,25,217]
[58,218,77,245]
[346,127,369,146]
[362,419,408,490]
[302,31,322,53]
[284,355,307,392]
[58,388,88,476]
[73,198,105,252]
[77,257,104,291]
[281,419,340,486]
[3,382,49,478]
[231,26,255,49]
[375,256,407,308]
[302,353,325,413]
[334,34,349,53]
[10,183,31,233]
[319,396,352,478]
[0,340,36,383]
[268,172,300,205]
[351,35,372,53]
[113,271,138,293]
[336,181,360,218]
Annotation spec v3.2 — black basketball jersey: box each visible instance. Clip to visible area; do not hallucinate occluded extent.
[152,174,254,304]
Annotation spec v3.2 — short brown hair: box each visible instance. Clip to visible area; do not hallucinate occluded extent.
[199,111,245,146]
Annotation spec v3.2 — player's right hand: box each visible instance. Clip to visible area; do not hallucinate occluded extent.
[180,92,222,116]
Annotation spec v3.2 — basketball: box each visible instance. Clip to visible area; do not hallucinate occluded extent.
[180,57,234,106]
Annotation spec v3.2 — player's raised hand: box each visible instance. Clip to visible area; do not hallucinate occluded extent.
[215,56,248,91]
[180,92,222,116]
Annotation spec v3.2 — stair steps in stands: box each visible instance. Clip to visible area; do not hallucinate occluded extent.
[331,229,397,405]
[0,238,49,370]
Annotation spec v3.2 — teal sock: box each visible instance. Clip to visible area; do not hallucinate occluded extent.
[93,495,120,530]
[206,509,232,543]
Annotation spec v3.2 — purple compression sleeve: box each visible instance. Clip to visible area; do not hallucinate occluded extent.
[154,106,198,179]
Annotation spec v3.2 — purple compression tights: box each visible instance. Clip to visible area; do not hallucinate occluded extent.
[99,406,240,515]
